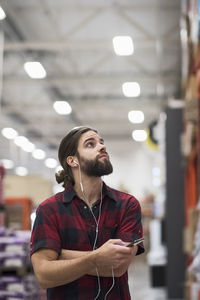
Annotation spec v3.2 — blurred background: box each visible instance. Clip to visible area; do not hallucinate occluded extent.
[0,0,200,299]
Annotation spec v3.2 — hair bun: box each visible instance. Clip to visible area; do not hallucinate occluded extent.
[55,169,65,184]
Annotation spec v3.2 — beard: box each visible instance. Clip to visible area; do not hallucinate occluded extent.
[77,152,113,177]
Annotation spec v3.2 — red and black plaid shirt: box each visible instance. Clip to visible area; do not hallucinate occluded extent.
[30,183,144,300]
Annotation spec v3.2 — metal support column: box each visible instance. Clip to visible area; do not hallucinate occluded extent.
[165,107,185,299]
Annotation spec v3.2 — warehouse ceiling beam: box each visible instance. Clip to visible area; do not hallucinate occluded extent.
[115,7,155,40]
[63,6,105,39]
[3,38,180,52]
[3,71,179,83]
[1,1,181,11]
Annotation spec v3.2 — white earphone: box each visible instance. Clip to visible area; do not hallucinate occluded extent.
[73,158,114,299]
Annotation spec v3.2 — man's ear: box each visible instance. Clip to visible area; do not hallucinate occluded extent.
[66,156,78,167]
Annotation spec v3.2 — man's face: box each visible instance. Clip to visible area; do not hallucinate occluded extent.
[76,130,113,177]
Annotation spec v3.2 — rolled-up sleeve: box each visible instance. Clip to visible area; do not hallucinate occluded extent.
[30,204,61,256]
[116,198,144,255]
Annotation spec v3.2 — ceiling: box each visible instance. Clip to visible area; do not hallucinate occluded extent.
[0,0,181,179]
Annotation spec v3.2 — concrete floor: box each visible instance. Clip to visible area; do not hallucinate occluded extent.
[128,255,167,300]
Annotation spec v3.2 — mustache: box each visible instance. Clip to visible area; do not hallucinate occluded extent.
[100,149,108,155]
[97,151,109,158]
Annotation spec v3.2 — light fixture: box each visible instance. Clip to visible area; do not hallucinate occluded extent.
[132,130,147,142]
[1,127,18,139]
[22,141,35,153]
[53,101,72,115]
[122,82,141,97]
[112,36,134,56]
[15,166,28,176]
[128,110,144,124]
[32,149,46,160]
[0,6,6,20]
[14,136,29,148]
[24,61,46,79]
[45,158,58,169]
[1,159,14,169]
[13,135,35,152]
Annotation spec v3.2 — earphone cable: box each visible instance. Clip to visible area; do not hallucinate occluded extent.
[78,164,114,300]
[92,184,103,250]
[104,267,115,300]
[94,267,101,300]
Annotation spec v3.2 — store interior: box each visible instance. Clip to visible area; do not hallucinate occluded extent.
[0,0,200,299]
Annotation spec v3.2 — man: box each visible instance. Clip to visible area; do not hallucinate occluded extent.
[30,126,144,300]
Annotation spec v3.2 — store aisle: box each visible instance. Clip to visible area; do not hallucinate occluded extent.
[128,255,167,300]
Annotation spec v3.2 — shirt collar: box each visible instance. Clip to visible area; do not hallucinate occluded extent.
[63,181,117,204]
[102,182,117,202]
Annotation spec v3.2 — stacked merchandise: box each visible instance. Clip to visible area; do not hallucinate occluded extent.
[0,275,38,300]
[0,227,40,299]
[0,164,44,299]
[0,164,6,227]
[181,0,200,298]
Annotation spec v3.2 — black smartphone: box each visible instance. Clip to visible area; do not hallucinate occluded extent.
[126,237,144,247]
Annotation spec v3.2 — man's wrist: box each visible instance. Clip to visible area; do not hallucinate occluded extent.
[86,249,98,269]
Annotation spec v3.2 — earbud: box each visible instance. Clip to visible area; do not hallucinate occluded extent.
[73,160,79,165]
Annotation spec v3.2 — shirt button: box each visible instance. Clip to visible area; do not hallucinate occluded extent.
[84,205,87,210]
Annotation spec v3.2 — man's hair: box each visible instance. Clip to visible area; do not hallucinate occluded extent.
[55,126,97,187]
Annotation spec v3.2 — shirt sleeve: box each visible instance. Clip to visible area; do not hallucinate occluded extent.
[30,203,61,256]
[116,197,145,255]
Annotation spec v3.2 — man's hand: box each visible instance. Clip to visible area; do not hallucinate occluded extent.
[59,239,137,278]
[93,239,137,276]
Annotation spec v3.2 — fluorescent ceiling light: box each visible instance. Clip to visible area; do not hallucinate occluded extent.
[112,36,134,56]
[1,127,18,139]
[13,135,35,152]
[0,6,6,20]
[24,61,46,79]
[128,110,144,124]
[22,141,35,152]
[53,101,72,115]
[15,166,28,176]
[32,149,46,160]
[45,158,58,169]
[1,159,14,169]
[132,130,147,142]
[122,82,140,97]
[14,136,29,147]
